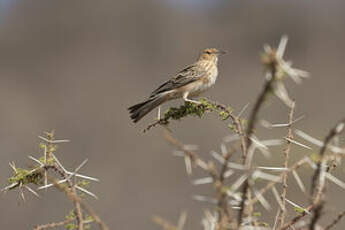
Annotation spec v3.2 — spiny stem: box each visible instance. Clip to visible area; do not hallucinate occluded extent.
[278,100,295,228]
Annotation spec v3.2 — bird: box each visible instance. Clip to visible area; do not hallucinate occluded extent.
[128,48,225,123]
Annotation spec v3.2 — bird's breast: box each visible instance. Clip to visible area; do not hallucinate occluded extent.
[189,65,218,96]
[202,65,218,87]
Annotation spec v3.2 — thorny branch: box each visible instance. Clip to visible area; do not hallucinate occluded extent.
[238,39,280,226]
[53,180,110,230]
[163,129,238,228]
[249,157,308,207]
[163,129,209,172]
[309,119,345,230]
[279,204,314,230]
[39,132,84,230]
[279,119,345,230]
[277,101,295,228]
[310,119,345,200]
[2,131,108,230]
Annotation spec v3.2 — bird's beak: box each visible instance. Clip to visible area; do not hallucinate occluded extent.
[217,50,227,55]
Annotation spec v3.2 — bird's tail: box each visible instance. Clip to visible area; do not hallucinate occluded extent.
[128,95,166,123]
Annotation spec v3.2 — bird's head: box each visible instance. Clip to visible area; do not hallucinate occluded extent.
[199,48,226,63]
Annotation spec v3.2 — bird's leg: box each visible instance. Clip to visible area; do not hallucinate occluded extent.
[183,92,201,105]
[157,106,161,120]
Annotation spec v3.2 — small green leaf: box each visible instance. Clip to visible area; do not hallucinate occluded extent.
[294,207,305,214]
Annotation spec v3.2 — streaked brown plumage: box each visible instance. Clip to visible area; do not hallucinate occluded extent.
[129,48,225,123]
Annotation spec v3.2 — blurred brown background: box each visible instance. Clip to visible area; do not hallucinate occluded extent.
[0,0,344,229]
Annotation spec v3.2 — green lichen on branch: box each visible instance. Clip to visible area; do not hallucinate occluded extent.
[7,168,44,189]
[143,98,234,132]
[4,131,58,190]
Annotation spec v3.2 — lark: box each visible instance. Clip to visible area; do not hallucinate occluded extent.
[129,48,225,123]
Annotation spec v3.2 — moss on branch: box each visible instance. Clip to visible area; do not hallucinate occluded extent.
[143,98,235,132]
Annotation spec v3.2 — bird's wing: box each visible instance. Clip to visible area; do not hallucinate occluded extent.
[150,63,206,97]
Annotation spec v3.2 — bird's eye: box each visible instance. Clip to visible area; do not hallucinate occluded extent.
[206,51,211,54]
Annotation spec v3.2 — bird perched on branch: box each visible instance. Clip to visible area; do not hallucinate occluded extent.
[129,48,226,123]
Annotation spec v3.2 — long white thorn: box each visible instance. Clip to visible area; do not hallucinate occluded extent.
[238,103,250,118]
[285,198,310,214]
[38,136,70,144]
[230,174,248,192]
[326,172,345,190]
[285,137,312,150]
[295,129,345,153]
[184,156,192,175]
[250,136,269,150]
[2,183,19,192]
[277,35,288,58]
[292,170,306,193]
[177,211,187,230]
[72,159,89,175]
[253,189,271,210]
[223,134,240,143]
[220,144,227,156]
[192,177,213,185]
[227,162,246,170]
[210,151,225,164]
[172,150,185,157]
[193,195,217,204]
[65,159,89,183]
[252,170,281,182]
[28,156,44,166]
[272,186,284,211]
[38,179,67,190]
[257,166,288,171]
[75,185,98,199]
[223,169,234,178]
[66,172,99,182]
[9,162,17,173]
[19,182,25,202]
[294,129,323,146]
[51,153,68,173]
[24,185,39,198]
